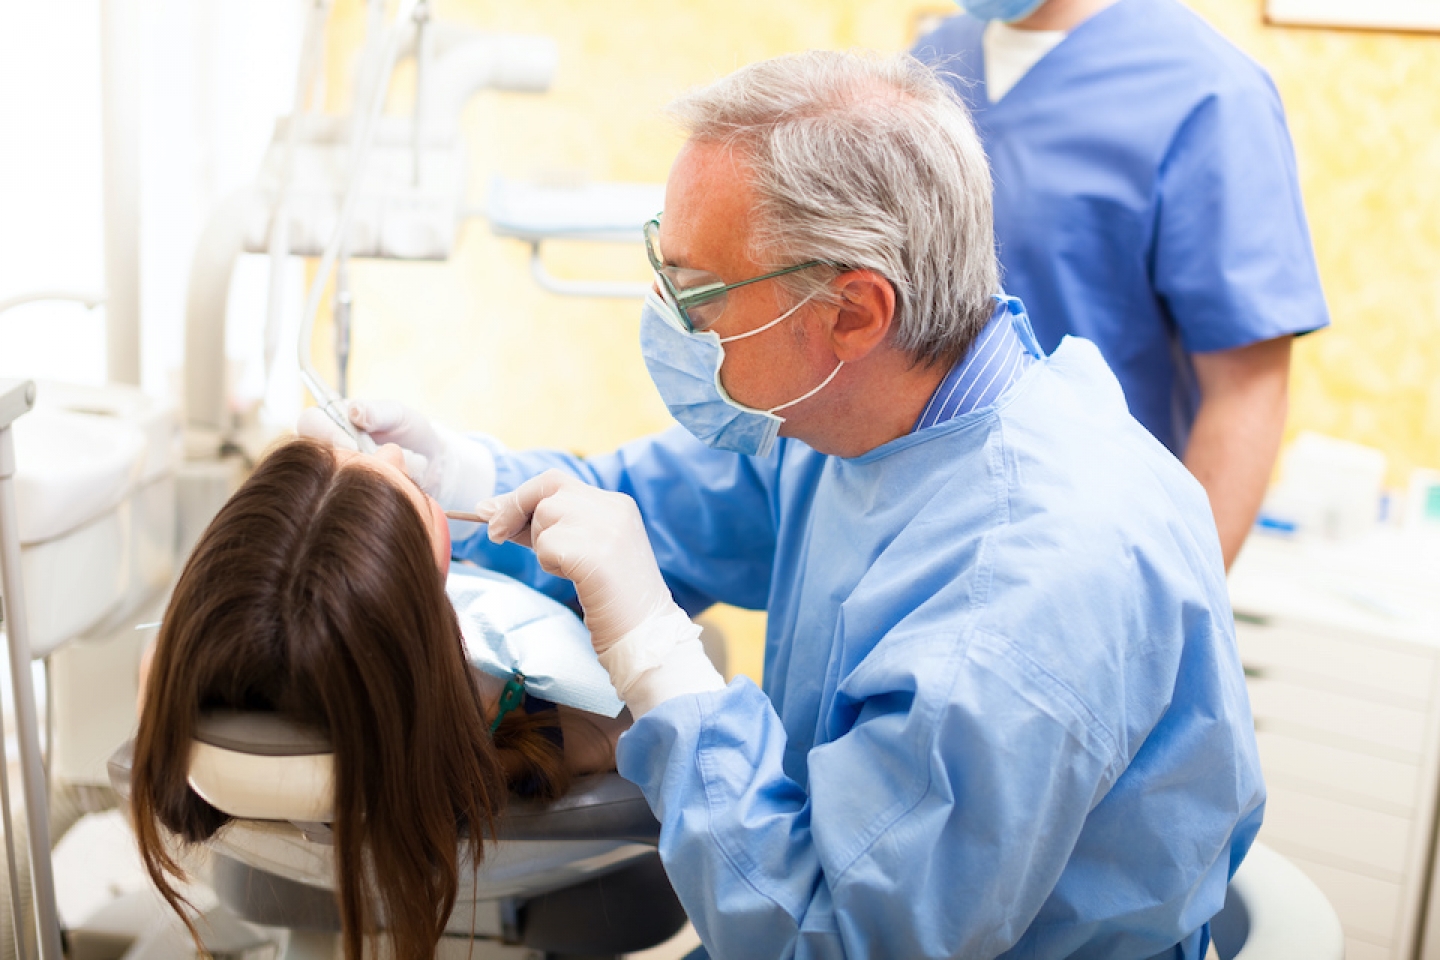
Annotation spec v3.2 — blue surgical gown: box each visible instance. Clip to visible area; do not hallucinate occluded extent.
[455,337,1265,959]
[914,0,1329,454]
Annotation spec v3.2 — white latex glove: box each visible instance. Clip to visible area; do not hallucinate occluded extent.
[476,469,725,716]
[296,400,497,539]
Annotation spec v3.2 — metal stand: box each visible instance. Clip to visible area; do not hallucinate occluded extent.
[0,379,64,960]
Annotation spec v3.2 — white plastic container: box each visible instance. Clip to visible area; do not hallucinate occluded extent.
[1261,432,1388,541]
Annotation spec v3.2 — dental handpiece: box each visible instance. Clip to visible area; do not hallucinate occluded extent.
[332,408,378,454]
[312,391,377,454]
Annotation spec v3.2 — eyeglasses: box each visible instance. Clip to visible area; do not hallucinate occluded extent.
[643,216,831,333]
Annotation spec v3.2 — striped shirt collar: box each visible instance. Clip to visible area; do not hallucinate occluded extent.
[913,298,1037,432]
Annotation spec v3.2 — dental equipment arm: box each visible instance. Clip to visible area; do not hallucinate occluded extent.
[477,471,725,718]
[483,178,663,300]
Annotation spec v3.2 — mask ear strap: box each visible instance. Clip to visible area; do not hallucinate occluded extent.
[718,293,815,344]
[768,361,844,414]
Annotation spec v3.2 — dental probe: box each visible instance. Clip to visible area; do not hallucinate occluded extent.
[444,511,488,524]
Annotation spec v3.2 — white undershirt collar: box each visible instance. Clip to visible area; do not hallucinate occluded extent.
[982,20,1067,103]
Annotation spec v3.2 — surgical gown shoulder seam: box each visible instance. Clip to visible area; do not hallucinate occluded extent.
[971,629,1123,770]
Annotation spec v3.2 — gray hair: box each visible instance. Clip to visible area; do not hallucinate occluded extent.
[667,50,999,367]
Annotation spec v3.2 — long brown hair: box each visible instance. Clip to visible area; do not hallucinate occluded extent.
[131,438,568,960]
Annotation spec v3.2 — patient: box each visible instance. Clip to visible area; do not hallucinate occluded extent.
[130,438,625,960]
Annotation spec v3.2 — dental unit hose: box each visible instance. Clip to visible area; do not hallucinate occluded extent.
[297,0,419,452]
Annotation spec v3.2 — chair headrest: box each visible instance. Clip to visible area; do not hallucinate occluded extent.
[188,711,334,823]
[195,711,332,755]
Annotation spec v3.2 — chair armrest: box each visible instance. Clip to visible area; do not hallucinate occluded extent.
[498,774,659,845]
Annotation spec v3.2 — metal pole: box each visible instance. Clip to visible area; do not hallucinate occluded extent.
[333,262,352,400]
[0,380,64,960]
[0,599,31,960]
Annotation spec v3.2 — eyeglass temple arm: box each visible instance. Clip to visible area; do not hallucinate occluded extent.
[675,260,833,308]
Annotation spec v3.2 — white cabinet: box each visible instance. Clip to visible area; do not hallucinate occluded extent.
[1227,532,1440,960]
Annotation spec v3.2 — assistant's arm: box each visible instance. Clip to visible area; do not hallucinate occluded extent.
[1152,78,1324,567]
[1184,335,1292,569]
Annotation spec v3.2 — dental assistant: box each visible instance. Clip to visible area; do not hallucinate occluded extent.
[302,51,1263,959]
[914,0,1329,568]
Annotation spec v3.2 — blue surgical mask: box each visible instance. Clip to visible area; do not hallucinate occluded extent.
[958,0,1047,22]
[640,291,843,458]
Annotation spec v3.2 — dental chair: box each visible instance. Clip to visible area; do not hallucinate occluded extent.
[107,711,687,960]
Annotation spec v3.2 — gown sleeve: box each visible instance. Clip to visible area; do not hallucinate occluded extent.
[451,425,781,616]
[618,626,1126,960]
[1152,73,1329,353]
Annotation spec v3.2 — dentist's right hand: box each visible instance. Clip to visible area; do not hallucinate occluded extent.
[476,469,725,716]
[297,400,496,521]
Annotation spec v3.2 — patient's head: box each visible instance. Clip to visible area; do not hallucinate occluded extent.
[131,438,564,960]
[339,440,452,572]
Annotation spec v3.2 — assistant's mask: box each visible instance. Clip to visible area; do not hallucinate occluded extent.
[639,291,842,458]
[957,0,1047,22]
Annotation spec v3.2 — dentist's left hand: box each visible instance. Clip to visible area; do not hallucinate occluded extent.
[476,470,725,716]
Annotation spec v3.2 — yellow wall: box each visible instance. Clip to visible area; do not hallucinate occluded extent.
[322,1,1440,681]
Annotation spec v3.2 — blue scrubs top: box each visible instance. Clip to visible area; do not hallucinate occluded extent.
[456,311,1265,959]
[914,0,1329,454]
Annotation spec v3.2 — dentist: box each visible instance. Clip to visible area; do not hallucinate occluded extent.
[304,50,1263,960]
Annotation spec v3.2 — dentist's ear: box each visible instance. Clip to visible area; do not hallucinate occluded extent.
[827,270,897,363]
